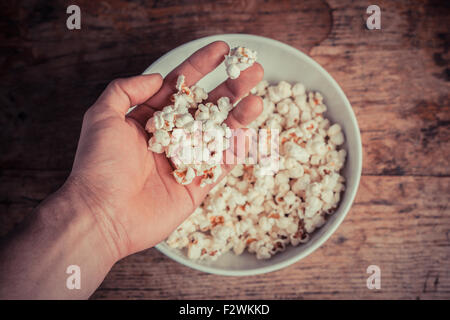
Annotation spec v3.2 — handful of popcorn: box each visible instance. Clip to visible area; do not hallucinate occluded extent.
[225,47,257,79]
[145,46,258,187]
[145,74,234,186]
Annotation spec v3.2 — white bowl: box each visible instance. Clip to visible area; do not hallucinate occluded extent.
[143,34,362,276]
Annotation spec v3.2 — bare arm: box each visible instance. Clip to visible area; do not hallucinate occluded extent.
[0,181,117,299]
[0,41,263,299]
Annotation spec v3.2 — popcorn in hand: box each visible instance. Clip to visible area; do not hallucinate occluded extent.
[145,74,234,187]
[225,47,257,80]
[145,45,258,187]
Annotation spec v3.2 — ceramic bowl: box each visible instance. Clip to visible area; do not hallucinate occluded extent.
[143,34,362,276]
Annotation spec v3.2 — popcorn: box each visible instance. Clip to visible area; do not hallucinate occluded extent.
[153,130,171,147]
[276,100,290,115]
[305,196,322,218]
[145,73,234,188]
[330,131,345,145]
[173,167,196,185]
[225,47,257,80]
[327,123,342,136]
[267,81,292,103]
[251,80,269,96]
[211,225,234,242]
[321,189,334,204]
[284,141,309,163]
[175,113,194,128]
[165,78,347,261]
[199,165,222,187]
[292,83,306,96]
[191,85,208,103]
[145,48,259,188]
[285,103,300,128]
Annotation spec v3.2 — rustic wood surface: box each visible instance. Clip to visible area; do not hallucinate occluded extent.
[0,0,449,299]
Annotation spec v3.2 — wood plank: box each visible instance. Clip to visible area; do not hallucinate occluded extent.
[1,173,448,299]
[89,175,449,299]
[0,0,331,171]
[1,0,448,176]
[0,0,449,300]
[310,0,450,176]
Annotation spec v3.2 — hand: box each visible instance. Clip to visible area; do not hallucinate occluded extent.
[69,41,264,260]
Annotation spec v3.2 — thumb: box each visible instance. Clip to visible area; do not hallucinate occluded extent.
[94,73,163,116]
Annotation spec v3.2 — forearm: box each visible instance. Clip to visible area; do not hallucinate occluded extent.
[0,180,118,299]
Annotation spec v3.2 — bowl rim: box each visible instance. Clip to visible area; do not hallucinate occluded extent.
[143,33,363,276]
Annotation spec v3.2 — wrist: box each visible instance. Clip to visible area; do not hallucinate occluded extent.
[0,178,122,299]
[39,176,127,265]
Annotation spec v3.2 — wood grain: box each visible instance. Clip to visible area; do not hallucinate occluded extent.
[0,0,449,299]
[90,176,450,300]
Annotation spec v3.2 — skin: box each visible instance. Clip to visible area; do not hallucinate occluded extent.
[0,41,264,299]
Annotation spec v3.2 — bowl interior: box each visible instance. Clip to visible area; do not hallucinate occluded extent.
[143,34,362,276]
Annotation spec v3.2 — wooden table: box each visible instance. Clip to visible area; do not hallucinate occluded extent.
[0,0,448,299]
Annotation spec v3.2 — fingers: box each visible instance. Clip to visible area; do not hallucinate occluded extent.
[221,95,263,172]
[132,41,264,208]
[207,63,264,104]
[146,41,230,108]
[128,40,230,126]
[225,94,263,130]
[93,74,163,117]
[126,102,157,127]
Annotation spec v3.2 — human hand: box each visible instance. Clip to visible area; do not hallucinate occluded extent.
[68,41,264,261]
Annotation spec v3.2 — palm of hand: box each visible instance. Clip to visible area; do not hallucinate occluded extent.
[70,41,263,258]
[72,106,196,254]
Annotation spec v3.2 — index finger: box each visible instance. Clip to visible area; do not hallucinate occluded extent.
[128,41,229,126]
[147,41,229,108]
